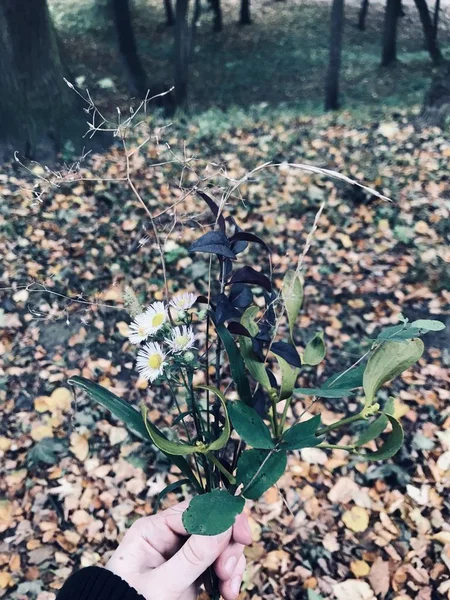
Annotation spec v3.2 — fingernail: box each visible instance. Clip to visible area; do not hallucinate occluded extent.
[225,556,237,577]
[231,575,242,596]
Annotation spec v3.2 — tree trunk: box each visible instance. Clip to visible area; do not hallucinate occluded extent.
[174,0,190,107]
[324,0,345,111]
[0,0,79,157]
[240,0,251,24]
[381,0,400,66]
[210,0,223,31]
[432,0,440,41]
[112,0,148,97]
[358,0,369,30]
[164,0,175,25]
[414,0,443,64]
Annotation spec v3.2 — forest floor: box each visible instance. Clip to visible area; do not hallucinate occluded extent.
[48,0,450,115]
[1,101,450,600]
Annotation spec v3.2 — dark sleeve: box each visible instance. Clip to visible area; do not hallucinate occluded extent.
[56,566,146,600]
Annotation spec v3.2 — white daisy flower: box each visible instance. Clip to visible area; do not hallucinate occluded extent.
[166,326,196,353]
[170,292,197,312]
[128,311,155,345]
[146,301,168,334]
[136,342,166,382]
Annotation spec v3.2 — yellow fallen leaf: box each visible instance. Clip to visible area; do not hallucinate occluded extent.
[49,387,72,413]
[70,432,89,461]
[109,427,128,446]
[0,500,14,532]
[342,506,370,533]
[351,560,371,577]
[34,395,51,413]
[30,424,53,442]
[431,532,450,545]
[117,321,130,337]
[393,398,409,420]
[136,378,148,390]
[0,572,14,590]
[0,437,11,452]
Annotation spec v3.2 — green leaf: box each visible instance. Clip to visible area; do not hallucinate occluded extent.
[196,385,230,452]
[281,414,322,450]
[236,449,287,500]
[411,319,445,332]
[68,377,201,492]
[239,308,271,391]
[154,479,192,510]
[363,339,424,405]
[228,401,274,449]
[182,490,245,535]
[303,331,326,366]
[282,269,304,340]
[294,387,351,398]
[323,361,365,390]
[215,323,253,405]
[142,406,198,455]
[273,353,300,401]
[241,306,259,337]
[357,415,404,461]
[354,414,388,447]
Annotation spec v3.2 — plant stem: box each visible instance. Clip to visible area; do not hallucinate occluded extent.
[279,396,292,433]
[207,453,236,485]
[318,443,355,451]
[270,391,280,439]
[316,412,365,437]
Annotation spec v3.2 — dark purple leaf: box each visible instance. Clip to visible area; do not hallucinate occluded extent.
[215,293,241,325]
[227,217,248,254]
[196,295,210,305]
[196,190,226,232]
[189,231,236,259]
[252,387,268,417]
[230,232,271,253]
[227,322,251,337]
[271,341,301,368]
[228,266,272,292]
[229,284,253,308]
[267,369,278,388]
[224,258,233,277]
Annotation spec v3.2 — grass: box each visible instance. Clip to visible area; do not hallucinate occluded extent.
[49,0,450,114]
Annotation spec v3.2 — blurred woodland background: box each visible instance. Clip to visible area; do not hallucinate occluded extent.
[1,0,450,599]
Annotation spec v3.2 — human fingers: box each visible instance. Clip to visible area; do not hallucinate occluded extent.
[214,542,245,581]
[232,512,252,546]
[150,528,232,597]
[219,554,246,600]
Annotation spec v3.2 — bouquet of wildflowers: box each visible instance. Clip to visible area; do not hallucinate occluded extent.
[68,190,444,598]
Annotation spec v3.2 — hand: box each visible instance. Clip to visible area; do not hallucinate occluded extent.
[106,500,252,600]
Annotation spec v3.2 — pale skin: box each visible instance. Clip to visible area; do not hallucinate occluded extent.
[106,501,252,600]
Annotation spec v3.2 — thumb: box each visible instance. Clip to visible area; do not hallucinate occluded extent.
[151,529,232,597]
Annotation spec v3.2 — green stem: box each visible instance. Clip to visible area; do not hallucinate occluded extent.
[270,390,280,439]
[207,453,236,485]
[318,443,355,451]
[316,412,365,437]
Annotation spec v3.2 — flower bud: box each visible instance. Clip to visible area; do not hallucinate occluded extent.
[183,351,195,363]
[197,309,207,320]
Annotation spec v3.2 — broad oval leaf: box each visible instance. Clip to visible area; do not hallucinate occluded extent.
[229,283,253,308]
[188,231,236,259]
[363,338,424,405]
[273,353,300,401]
[236,449,287,500]
[282,270,304,340]
[411,319,445,332]
[303,331,326,366]
[182,489,245,535]
[229,231,271,253]
[357,415,404,461]
[281,414,322,450]
[228,266,272,292]
[196,385,231,452]
[227,401,274,449]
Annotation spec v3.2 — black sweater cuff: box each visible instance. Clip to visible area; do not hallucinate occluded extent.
[56,566,146,600]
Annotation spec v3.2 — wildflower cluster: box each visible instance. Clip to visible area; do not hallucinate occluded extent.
[128,293,198,382]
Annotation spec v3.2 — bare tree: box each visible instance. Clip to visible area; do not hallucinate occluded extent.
[240,0,251,25]
[381,0,400,66]
[174,0,190,107]
[164,0,175,25]
[210,0,223,31]
[325,0,345,110]
[414,0,443,64]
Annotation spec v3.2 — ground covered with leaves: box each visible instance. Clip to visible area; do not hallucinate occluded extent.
[1,105,450,600]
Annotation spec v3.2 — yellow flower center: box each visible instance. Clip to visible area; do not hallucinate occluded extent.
[152,313,165,328]
[148,353,163,370]
[176,335,189,347]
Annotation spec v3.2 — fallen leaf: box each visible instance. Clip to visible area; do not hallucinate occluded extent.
[333,580,375,600]
[351,560,371,577]
[342,506,370,533]
[70,432,89,461]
